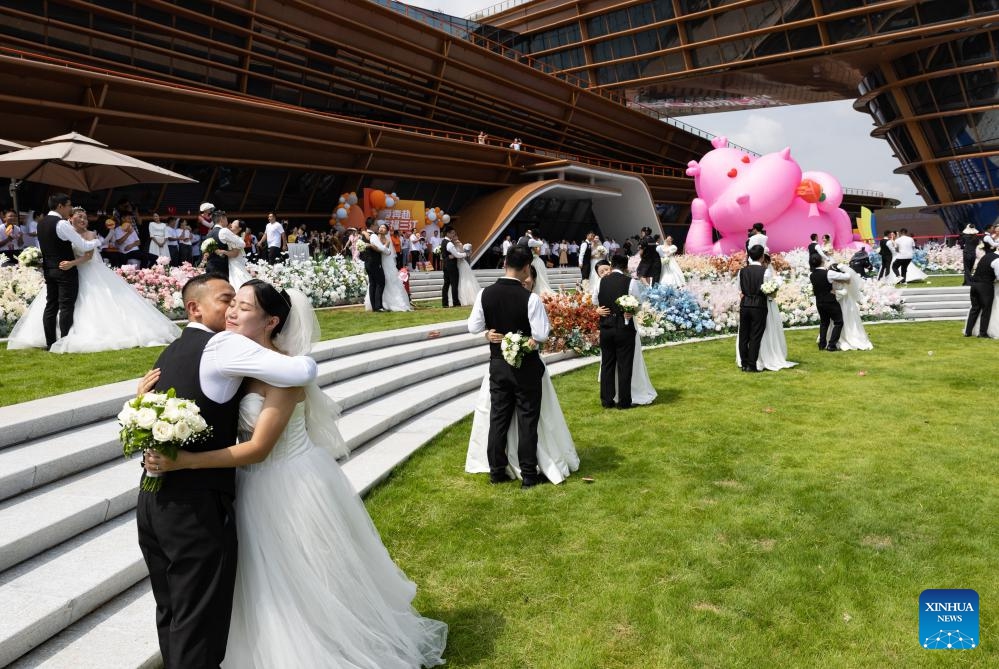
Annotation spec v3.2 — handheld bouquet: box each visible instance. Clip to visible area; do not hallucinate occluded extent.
[501,331,536,368]
[615,294,640,316]
[118,388,212,492]
[760,279,780,299]
[200,238,218,256]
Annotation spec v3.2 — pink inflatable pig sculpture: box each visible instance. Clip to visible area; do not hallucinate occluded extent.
[684,137,857,255]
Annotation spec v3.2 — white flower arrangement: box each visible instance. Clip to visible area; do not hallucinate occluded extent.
[592,245,608,259]
[17,246,41,268]
[501,331,535,368]
[118,388,212,492]
[760,279,780,299]
[200,238,218,256]
[615,294,640,315]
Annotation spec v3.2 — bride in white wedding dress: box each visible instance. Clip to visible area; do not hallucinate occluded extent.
[364,223,412,312]
[8,208,181,353]
[217,219,252,289]
[456,242,481,306]
[466,266,579,483]
[736,255,797,371]
[831,265,874,350]
[594,263,657,404]
[144,281,446,668]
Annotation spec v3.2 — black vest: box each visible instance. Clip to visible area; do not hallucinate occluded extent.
[810,269,836,304]
[480,278,534,358]
[961,233,979,256]
[739,264,766,309]
[598,272,632,315]
[443,240,459,269]
[581,241,592,268]
[973,251,998,284]
[38,214,75,271]
[149,328,241,495]
[205,225,228,275]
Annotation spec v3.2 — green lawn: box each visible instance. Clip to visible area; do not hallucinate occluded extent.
[366,321,995,668]
[900,274,965,288]
[0,303,470,407]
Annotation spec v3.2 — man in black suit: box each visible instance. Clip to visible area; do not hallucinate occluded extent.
[965,239,999,337]
[203,210,231,277]
[738,245,768,372]
[360,220,385,311]
[440,225,464,307]
[959,224,980,286]
[516,229,533,247]
[597,253,640,408]
[636,226,661,286]
[810,254,850,351]
[37,193,101,349]
[467,245,551,488]
[877,230,894,280]
[579,232,594,281]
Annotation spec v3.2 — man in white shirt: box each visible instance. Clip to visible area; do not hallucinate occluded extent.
[37,193,102,348]
[265,212,286,264]
[428,231,442,270]
[747,223,768,253]
[467,245,550,487]
[409,230,422,268]
[0,210,15,262]
[892,228,915,284]
[568,240,579,267]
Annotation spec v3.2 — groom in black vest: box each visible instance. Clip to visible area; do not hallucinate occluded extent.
[440,226,462,308]
[37,193,101,349]
[965,240,999,337]
[810,254,849,351]
[597,253,639,408]
[203,210,230,277]
[360,219,385,312]
[467,245,551,488]
[738,245,768,372]
[137,273,318,668]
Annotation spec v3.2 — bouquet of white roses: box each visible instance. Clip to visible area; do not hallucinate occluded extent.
[592,245,608,259]
[355,240,369,254]
[17,247,41,268]
[200,238,218,256]
[616,294,640,316]
[501,331,536,368]
[118,388,212,492]
[760,279,780,299]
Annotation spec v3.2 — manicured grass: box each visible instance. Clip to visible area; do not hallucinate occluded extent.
[366,321,996,668]
[900,274,965,288]
[0,303,470,407]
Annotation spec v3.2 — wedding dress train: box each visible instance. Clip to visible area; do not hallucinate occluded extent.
[219,227,252,289]
[224,393,446,668]
[465,368,579,484]
[832,268,873,350]
[365,241,412,312]
[457,258,481,306]
[7,249,181,352]
[735,270,797,371]
[968,281,999,337]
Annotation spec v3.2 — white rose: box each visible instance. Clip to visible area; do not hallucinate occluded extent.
[173,420,192,442]
[186,414,208,432]
[117,406,138,425]
[152,420,175,442]
[135,407,158,429]
[142,392,167,407]
[161,405,183,422]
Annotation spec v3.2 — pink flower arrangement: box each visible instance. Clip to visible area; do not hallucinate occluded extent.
[115,262,201,318]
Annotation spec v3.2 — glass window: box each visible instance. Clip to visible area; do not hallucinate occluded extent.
[907,80,936,115]
[919,1,971,25]
[587,16,608,38]
[954,32,995,65]
[687,17,716,43]
[719,37,753,62]
[48,4,89,25]
[742,1,783,28]
[607,9,631,32]
[892,53,921,79]
[819,0,865,12]
[679,0,710,13]
[826,16,870,42]
[753,31,788,56]
[962,69,999,104]
[929,76,967,110]
[969,109,999,145]
[595,65,618,86]
[871,7,917,32]
[592,41,613,63]
[651,0,675,21]
[635,29,658,54]
[944,114,978,149]
[787,26,821,49]
[629,4,655,28]
[243,170,288,211]
[609,35,636,58]
[691,45,722,67]
[658,24,680,49]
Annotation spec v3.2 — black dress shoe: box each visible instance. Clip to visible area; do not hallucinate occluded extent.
[489,472,515,484]
[825,345,840,351]
[978,335,990,339]
[601,401,616,409]
[817,343,825,351]
[744,367,761,373]
[616,402,635,409]
[521,473,549,489]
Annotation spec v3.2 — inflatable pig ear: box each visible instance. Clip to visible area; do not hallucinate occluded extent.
[711,136,728,150]
[686,160,701,177]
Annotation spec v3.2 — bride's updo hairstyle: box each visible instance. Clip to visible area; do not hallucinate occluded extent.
[242,279,291,338]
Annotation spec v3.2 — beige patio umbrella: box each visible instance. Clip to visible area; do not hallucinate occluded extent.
[0,132,195,191]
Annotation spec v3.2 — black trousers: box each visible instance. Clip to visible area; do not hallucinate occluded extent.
[366,263,385,310]
[137,489,237,669]
[179,244,193,265]
[892,258,911,282]
[441,262,459,307]
[878,254,892,279]
[965,281,995,336]
[42,267,78,348]
[410,250,420,269]
[817,299,844,349]
[487,355,543,477]
[599,324,636,406]
[267,246,282,264]
[738,306,767,370]
[963,253,977,285]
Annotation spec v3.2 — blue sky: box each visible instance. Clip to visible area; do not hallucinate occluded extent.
[406,0,923,207]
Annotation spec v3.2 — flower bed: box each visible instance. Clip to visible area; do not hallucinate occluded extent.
[0,265,45,337]
[246,256,368,307]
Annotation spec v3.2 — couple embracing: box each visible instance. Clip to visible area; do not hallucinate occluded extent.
[137,273,445,668]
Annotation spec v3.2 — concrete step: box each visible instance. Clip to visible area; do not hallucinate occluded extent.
[0,513,146,668]
[904,307,970,319]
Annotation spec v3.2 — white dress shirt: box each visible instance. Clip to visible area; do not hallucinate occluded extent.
[48,210,101,254]
[188,324,319,403]
[578,241,589,266]
[894,235,915,259]
[467,278,550,343]
[748,233,768,252]
[265,221,285,248]
[369,233,390,256]
[445,239,466,259]
[501,239,512,256]
[826,266,850,282]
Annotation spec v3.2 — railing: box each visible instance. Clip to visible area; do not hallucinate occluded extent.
[467,0,535,21]
[843,187,887,198]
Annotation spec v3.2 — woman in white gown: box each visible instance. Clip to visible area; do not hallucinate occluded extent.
[658,236,686,287]
[144,282,446,668]
[147,213,170,261]
[466,266,579,483]
[218,219,253,289]
[592,262,656,404]
[528,238,554,295]
[7,208,181,353]
[887,241,928,284]
[364,223,412,312]
[830,265,874,350]
[456,242,481,306]
[736,254,797,371]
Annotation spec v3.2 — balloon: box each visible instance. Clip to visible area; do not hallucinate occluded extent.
[795,179,823,204]
[442,214,451,224]
[347,192,358,205]
[336,207,348,219]
[427,209,437,221]
[384,196,396,208]
[369,189,387,210]
[338,196,346,204]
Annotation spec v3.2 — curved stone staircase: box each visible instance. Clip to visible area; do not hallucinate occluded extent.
[0,321,595,668]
